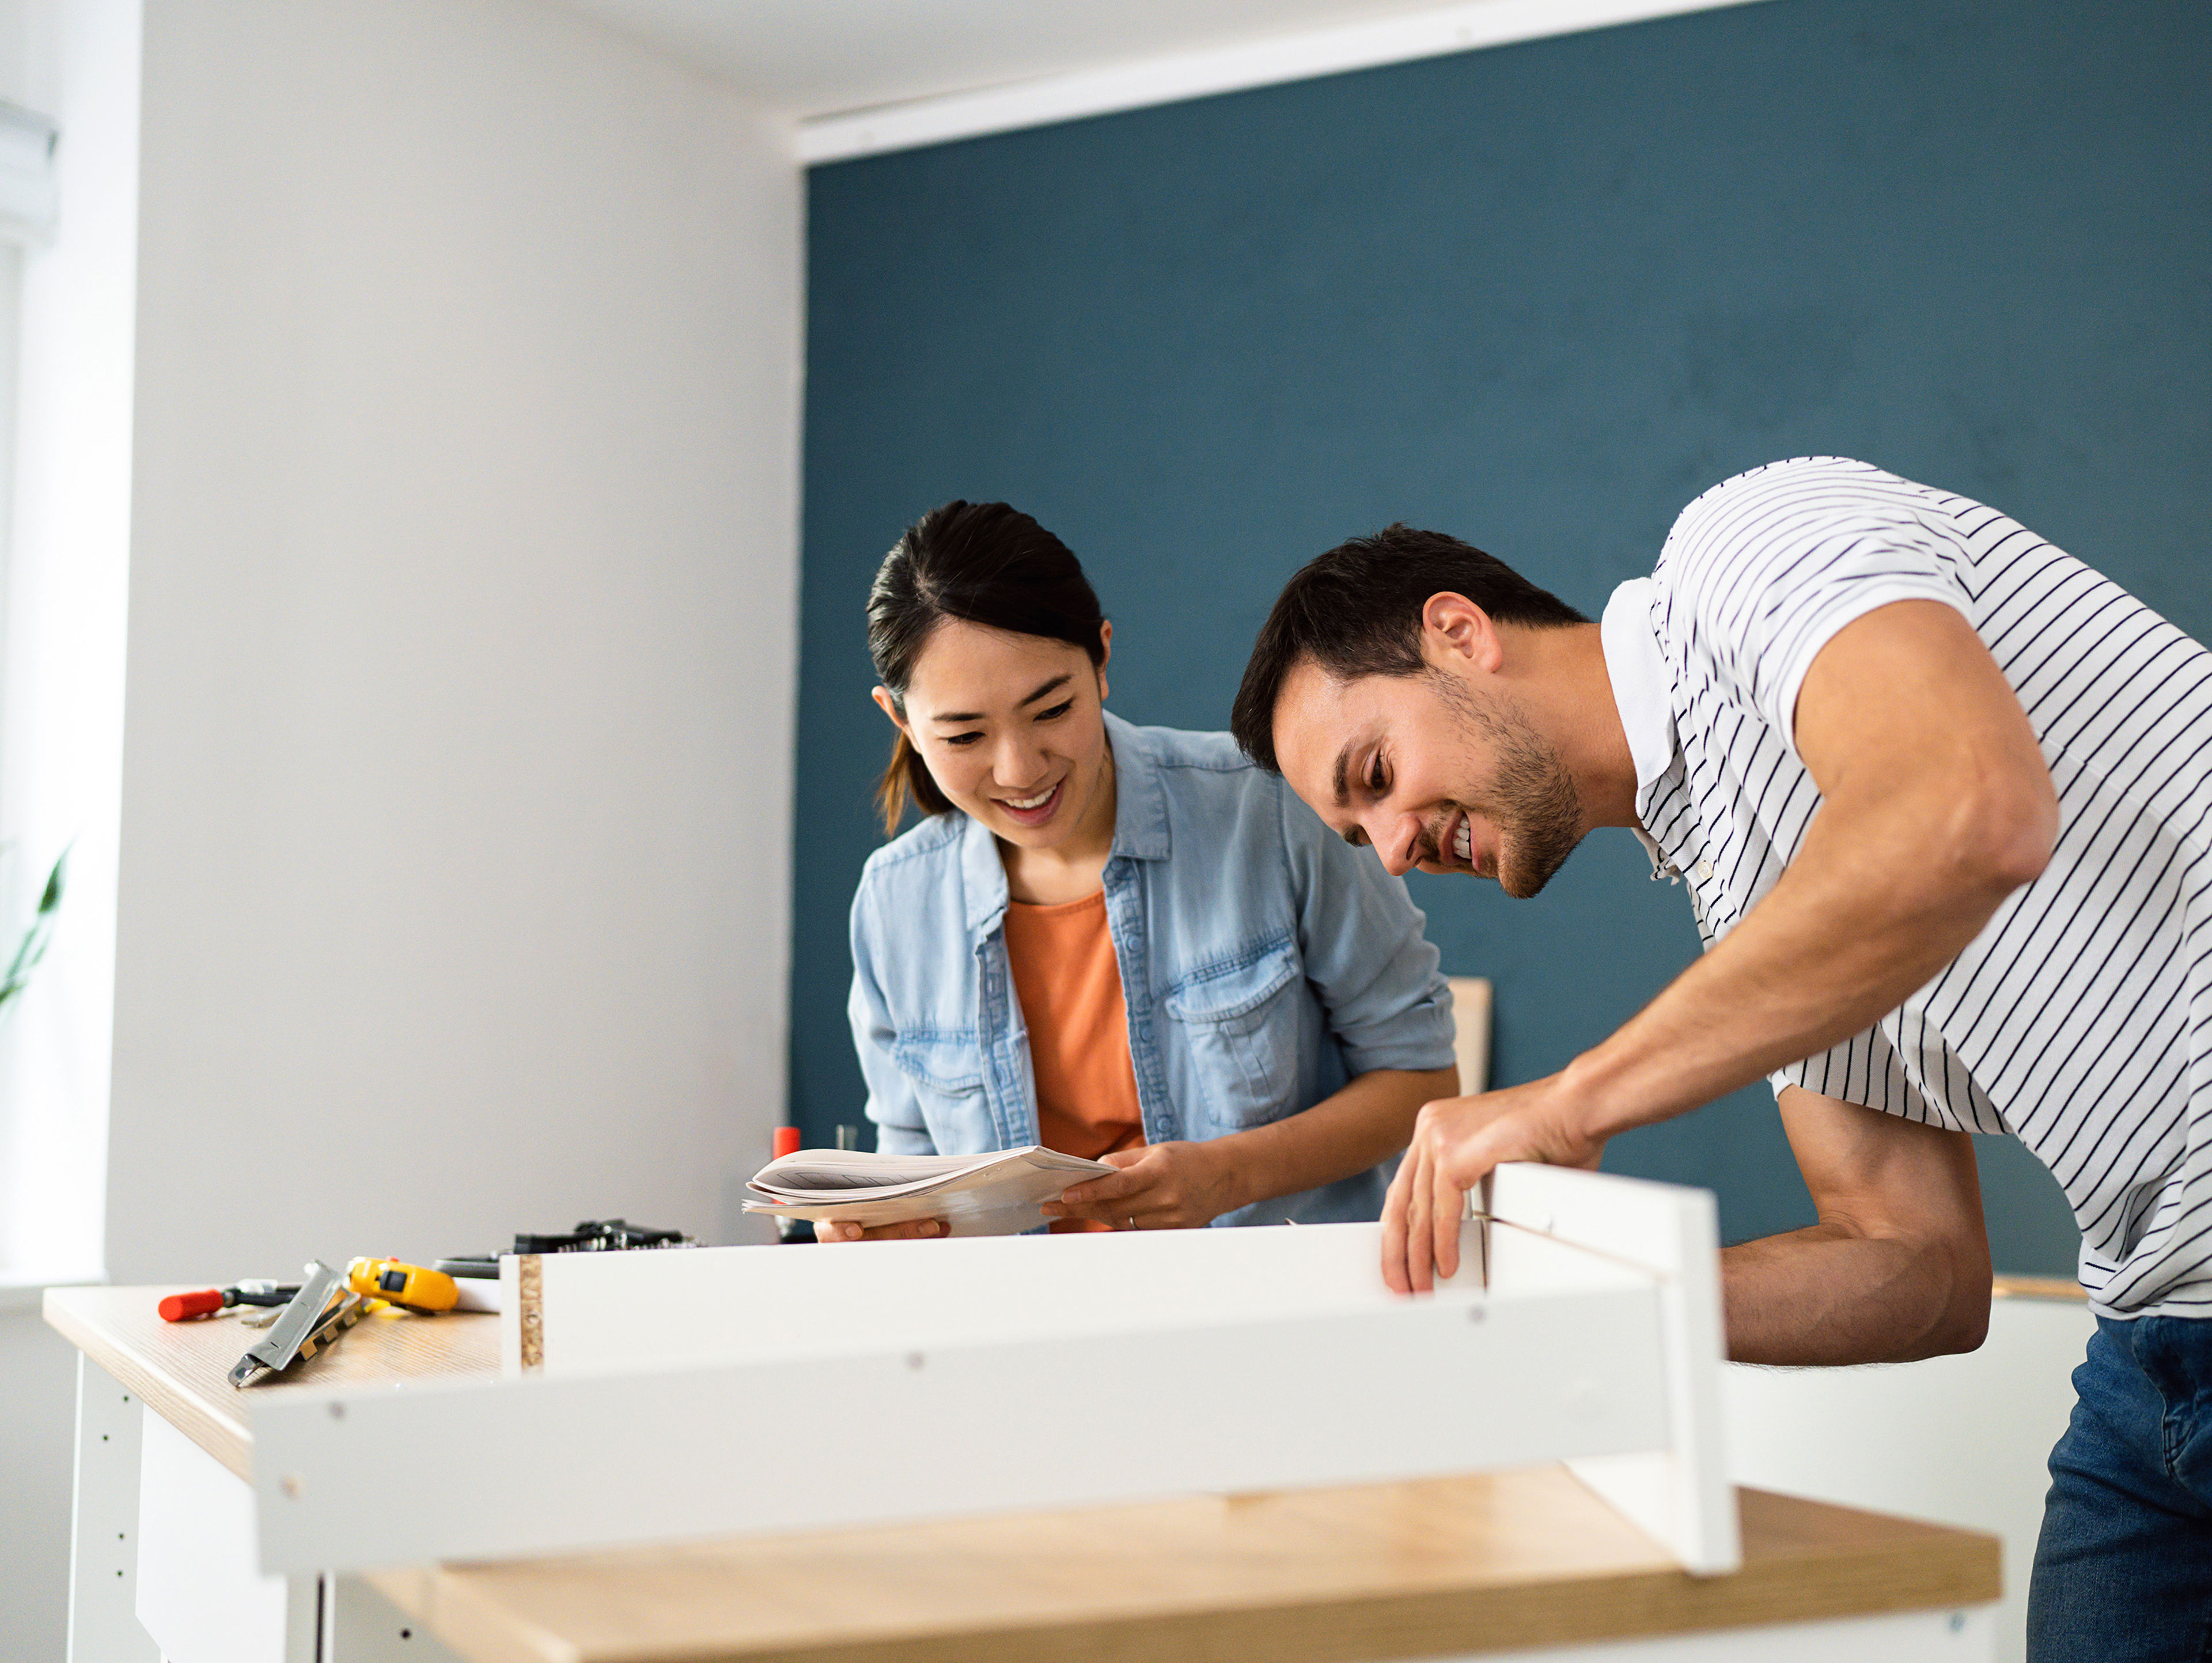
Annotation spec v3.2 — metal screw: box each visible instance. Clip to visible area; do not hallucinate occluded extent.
[1467,1306,1486,1323]
[281,1473,305,1498]
[905,1351,926,1371]
[329,1402,346,1420]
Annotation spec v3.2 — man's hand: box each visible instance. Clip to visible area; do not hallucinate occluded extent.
[1042,1141,1242,1230]
[816,1217,946,1242]
[1381,1077,1604,1293]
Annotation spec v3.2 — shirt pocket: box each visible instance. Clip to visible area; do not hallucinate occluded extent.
[1164,936,1302,1130]
[889,1033,992,1151]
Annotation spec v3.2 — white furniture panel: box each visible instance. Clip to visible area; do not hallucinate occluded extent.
[135,1409,304,1663]
[253,1170,1739,1577]
[1491,1165,1736,1574]
[256,1278,1666,1573]
[507,1217,1502,1377]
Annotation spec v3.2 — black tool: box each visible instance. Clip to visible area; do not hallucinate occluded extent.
[507,1219,691,1254]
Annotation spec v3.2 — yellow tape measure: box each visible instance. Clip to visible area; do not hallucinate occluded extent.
[345,1256,460,1313]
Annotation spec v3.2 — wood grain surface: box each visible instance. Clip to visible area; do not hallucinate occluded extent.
[368,1471,1999,1663]
[43,1283,499,1480]
[1991,1274,2089,1302]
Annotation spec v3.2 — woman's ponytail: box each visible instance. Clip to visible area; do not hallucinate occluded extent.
[873,725,953,836]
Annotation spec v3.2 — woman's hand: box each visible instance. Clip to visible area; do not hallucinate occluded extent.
[1041,1141,1244,1230]
[815,1217,948,1242]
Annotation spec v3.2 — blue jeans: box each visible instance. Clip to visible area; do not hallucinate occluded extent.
[2028,1315,2212,1661]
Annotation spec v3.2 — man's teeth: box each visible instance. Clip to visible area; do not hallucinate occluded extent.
[1454,820,1472,864]
[1006,786,1055,810]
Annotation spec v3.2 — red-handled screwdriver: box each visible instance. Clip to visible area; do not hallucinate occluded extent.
[158,1283,300,1321]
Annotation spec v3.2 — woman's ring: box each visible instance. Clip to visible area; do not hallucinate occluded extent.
[1127,1215,1138,1230]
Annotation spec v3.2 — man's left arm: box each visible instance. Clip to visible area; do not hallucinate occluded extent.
[1728,1085,1991,1364]
[1386,598,2059,1292]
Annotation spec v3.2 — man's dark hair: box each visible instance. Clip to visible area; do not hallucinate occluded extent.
[867,500,1108,834]
[1230,524,1588,771]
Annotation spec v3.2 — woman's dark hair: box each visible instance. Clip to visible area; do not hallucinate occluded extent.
[868,501,1108,835]
[1231,524,1587,771]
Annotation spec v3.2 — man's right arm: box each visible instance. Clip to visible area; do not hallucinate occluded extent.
[1380,598,2055,1293]
[1724,1085,1991,1365]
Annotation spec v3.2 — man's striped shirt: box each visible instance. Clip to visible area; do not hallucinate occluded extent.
[1601,456,2212,1319]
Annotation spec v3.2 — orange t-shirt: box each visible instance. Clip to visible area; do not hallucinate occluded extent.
[1001,890,1146,1170]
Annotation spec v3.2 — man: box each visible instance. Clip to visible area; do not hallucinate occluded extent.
[1230,456,2210,1661]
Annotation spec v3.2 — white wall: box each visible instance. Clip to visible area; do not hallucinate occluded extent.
[7,0,805,1644]
[103,0,802,1289]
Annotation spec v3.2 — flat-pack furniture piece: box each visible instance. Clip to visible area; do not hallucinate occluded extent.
[46,1164,2001,1663]
[1448,973,1493,1093]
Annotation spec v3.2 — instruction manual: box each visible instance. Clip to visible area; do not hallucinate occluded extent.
[744,1145,1114,1237]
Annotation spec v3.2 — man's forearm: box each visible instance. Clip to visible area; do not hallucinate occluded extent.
[1561,786,2032,1144]
[1218,1066,1456,1211]
[1724,1225,1991,1365]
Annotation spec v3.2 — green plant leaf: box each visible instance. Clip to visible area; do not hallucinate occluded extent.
[0,849,67,1012]
[38,849,66,914]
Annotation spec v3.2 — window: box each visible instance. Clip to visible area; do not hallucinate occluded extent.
[0,7,135,1290]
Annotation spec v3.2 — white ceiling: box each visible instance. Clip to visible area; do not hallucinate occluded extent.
[557,0,1503,120]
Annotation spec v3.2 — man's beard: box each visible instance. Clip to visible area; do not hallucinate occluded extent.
[1430,670,1585,899]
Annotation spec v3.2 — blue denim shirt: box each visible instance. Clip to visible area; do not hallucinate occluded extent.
[846,713,1456,1225]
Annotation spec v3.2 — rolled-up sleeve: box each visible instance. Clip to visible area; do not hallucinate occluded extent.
[847,880,938,1156]
[1277,777,1456,1077]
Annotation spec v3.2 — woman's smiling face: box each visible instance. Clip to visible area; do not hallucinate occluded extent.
[878,617,1113,850]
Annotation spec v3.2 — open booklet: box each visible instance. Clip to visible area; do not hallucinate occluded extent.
[744,1145,1114,1237]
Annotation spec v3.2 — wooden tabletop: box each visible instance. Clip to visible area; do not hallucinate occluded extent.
[43,1283,499,1481]
[49,1285,1999,1663]
[368,1471,1997,1663]
[1991,1273,2089,1302]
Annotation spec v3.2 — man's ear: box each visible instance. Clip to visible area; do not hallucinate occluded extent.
[1420,593,1505,677]
[871,685,909,735]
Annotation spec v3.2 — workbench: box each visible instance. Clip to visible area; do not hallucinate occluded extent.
[47,1259,2000,1663]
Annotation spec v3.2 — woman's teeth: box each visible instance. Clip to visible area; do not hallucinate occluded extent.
[1005,786,1055,810]
[1454,819,1473,865]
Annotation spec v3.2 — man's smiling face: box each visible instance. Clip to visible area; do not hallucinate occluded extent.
[1270,654,1587,899]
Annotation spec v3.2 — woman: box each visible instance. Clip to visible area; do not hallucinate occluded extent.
[828,500,1456,1240]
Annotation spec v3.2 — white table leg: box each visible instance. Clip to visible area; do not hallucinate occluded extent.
[327,1577,465,1662]
[67,1355,158,1663]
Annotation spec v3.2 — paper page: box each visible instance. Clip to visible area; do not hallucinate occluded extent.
[748,1145,1110,1205]
[744,1146,1114,1237]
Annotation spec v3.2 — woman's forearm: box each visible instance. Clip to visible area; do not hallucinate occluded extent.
[1215,1065,1458,1211]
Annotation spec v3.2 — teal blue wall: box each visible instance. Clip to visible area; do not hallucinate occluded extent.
[790,0,2210,1270]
